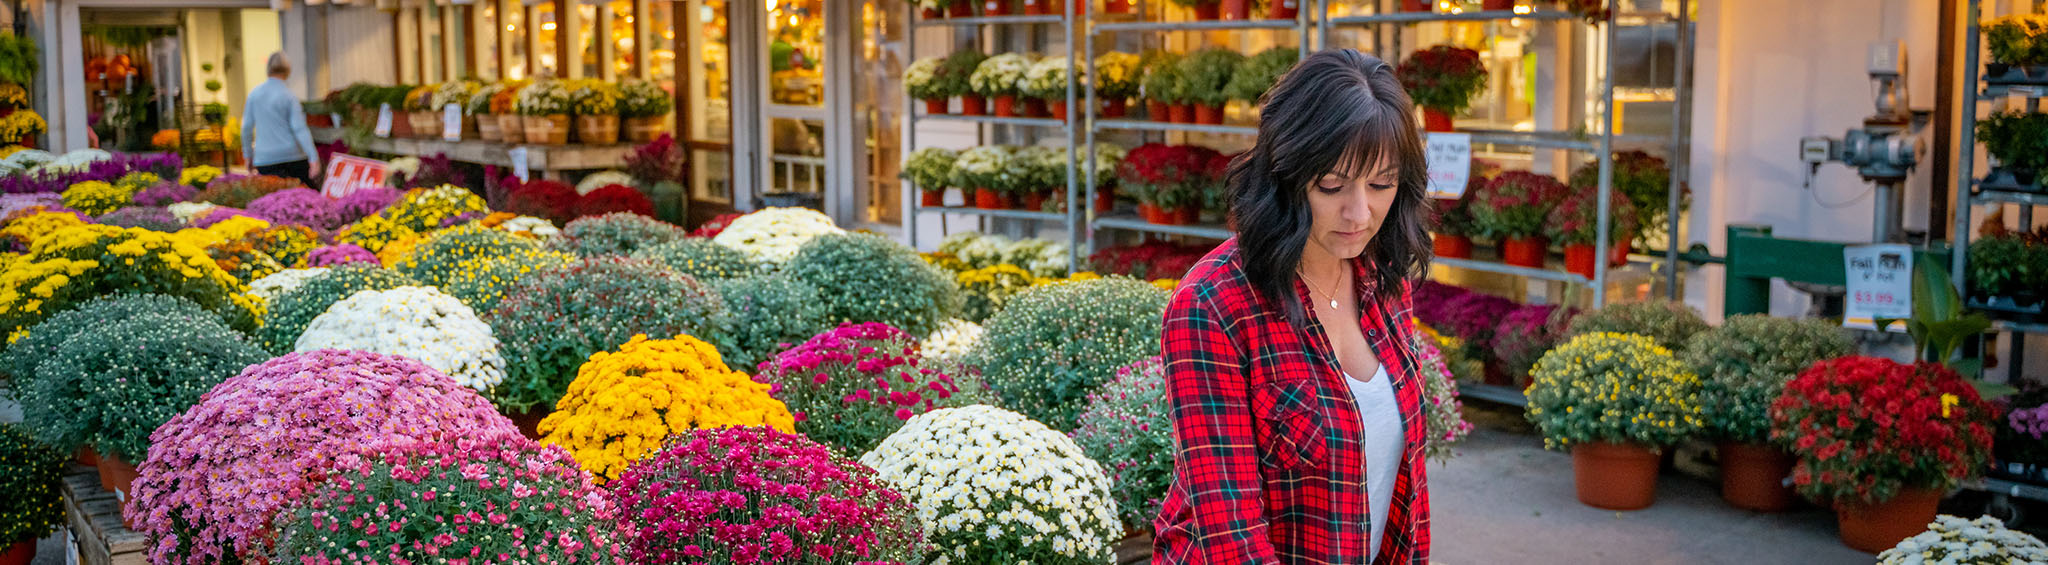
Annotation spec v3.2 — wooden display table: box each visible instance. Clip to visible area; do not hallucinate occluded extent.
[60,467,145,565]
[310,128,633,181]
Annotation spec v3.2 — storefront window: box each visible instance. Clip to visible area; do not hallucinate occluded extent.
[579,3,601,78]
[506,0,528,80]
[536,2,559,77]
[767,0,823,106]
[855,1,901,225]
[478,2,500,79]
[648,1,678,84]
[422,6,443,82]
[685,0,733,205]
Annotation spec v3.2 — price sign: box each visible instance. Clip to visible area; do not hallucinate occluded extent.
[374,103,394,137]
[508,147,531,183]
[443,104,464,141]
[321,153,391,198]
[1843,243,1912,331]
[1424,132,1472,199]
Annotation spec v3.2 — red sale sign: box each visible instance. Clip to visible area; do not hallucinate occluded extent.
[321,154,391,198]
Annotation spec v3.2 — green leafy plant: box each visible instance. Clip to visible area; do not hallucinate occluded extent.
[971,277,1167,431]
[548,212,687,257]
[630,237,761,282]
[1976,111,2048,178]
[1567,298,1710,353]
[1178,48,1245,106]
[201,102,229,125]
[1683,315,1854,443]
[1140,51,1187,104]
[1967,234,2044,301]
[3,294,226,387]
[707,274,835,371]
[783,232,962,337]
[0,423,64,546]
[1397,45,1487,115]
[0,34,40,85]
[933,51,988,99]
[902,147,957,191]
[255,263,420,354]
[1985,15,2048,66]
[1568,151,1683,247]
[22,311,267,463]
[1224,47,1300,103]
[1525,332,1705,450]
[1877,260,2005,398]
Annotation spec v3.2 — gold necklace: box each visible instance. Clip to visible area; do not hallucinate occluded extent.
[1298,266,1345,311]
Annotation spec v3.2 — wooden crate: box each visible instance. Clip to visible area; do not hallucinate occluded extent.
[59,467,145,565]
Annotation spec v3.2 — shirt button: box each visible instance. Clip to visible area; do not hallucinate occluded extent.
[1368,329,1380,337]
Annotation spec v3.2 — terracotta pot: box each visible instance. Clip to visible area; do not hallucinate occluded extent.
[478,115,503,142]
[1501,235,1549,268]
[389,112,414,138]
[984,0,1012,15]
[1423,107,1455,132]
[995,95,1019,117]
[1402,0,1429,11]
[1095,186,1116,213]
[1049,99,1069,121]
[1269,0,1299,19]
[1221,0,1252,19]
[1193,2,1220,19]
[628,115,670,143]
[1175,205,1201,225]
[922,189,947,206]
[1483,0,1513,9]
[922,6,943,18]
[1103,98,1128,118]
[1023,0,1045,14]
[1611,240,1633,266]
[960,94,988,116]
[1105,0,1131,13]
[976,188,1005,209]
[576,114,621,145]
[1138,203,1161,223]
[925,98,949,114]
[1,540,31,565]
[498,114,527,144]
[524,115,570,145]
[505,408,549,440]
[1022,97,1050,117]
[1433,233,1473,259]
[948,1,975,17]
[1837,489,1943,553]
[1195,103,1226,125]
[99,452,140,522]
[1146,100,1170,121]
[1718,442,1798,513]
[1572,442,1662,511]
[76,445,100,467]
[1170,103,1195,123]
[1023,190,1049,211]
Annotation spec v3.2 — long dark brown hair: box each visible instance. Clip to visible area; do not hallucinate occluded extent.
[1227,48,1432,324]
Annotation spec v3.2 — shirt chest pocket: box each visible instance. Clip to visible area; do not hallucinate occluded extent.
[1253,378,1331,471]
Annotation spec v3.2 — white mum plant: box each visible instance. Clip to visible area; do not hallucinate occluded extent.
[1879,515,2048,565]
[575,170,638,195]
[860,404,1120,564]
[970,54,1033,97]
[498,215,560,239]
[922,318,984,362]
[34,149,113,175]
[294,286,506,391]
[166,201,219,224]
[710,206,845,264]
[248,268,332,303]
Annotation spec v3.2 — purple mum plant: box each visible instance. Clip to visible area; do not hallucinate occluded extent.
[334,187,401,224]
[246,188,341,231]
[132,182,198,207]
[304,243,379,267]
[97,206,183,231]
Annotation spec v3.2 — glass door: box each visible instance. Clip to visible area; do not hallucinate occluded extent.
[681,0,736,225]
[761,0,828,204]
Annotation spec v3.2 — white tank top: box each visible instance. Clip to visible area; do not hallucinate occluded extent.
[1345,365,1403,563]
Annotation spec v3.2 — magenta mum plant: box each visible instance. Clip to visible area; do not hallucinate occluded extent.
[304,243,379,267]
[127,349,521,565]
[132,182,198,207]
[606,426,923,564]
[272,432,626,564]
[335,187,402,224]
[246,188,342,231]
[753,322,970,455]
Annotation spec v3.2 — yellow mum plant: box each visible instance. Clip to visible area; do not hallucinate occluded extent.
[204,215,271,241]
[0,211,87,250]
[335,214,418,253]
[180,166,224,187]
[60,181,134,216]
[538,334,794,483]
[0,225,262,336]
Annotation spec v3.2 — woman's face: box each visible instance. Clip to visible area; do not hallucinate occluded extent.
[1305,156,1401,262]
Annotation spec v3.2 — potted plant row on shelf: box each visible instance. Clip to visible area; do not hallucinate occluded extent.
[902,142,1127,212]
[1138,48,1296,125]
[1117,143,1233,225]
[1965,229,2048,320]
[1984,15,2048,82]
[1976,110,2048,192]
[905,48,1298,126]
[330,78,673,146]
[1431,151,1675,275]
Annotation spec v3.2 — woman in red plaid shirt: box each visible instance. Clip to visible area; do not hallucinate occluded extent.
[1153,49,1434,564]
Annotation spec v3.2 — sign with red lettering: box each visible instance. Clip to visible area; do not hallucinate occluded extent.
[321,153,391,198]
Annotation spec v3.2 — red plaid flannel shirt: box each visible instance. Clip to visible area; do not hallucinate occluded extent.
[1152,239,1431,564]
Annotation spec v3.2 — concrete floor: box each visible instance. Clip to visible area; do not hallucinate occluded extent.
[1430,427,1875,565]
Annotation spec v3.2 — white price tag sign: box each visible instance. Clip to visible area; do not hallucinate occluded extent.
[330,113,343,127]
[1424,132,1472,199]
[508,147,531,183]
[1843,243,1912,331]
[442,104,463,141]
[374,103,394,137]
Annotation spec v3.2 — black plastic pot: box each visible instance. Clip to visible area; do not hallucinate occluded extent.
[757,191,824,212]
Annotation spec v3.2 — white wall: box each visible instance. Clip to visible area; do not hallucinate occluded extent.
[322,5,394,88]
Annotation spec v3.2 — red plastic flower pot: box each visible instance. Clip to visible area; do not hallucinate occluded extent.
[1483,0,1513,9]
[1221,0,1252,20]
[1195,103,1226,125]
[1433,233,1473,259]
[921,189,947,206]
[76,445,100,467]
[1137,203,1161,223]
[995,95,1019,117]
[1423,107,1455,132]
[1269,0,1299,19]
[1564,243,1597,278]
[1500,235,1549,268]
[1102,98,1128,118]
[960,94,987,116]
[1718,442,1798,513]
[976,188,1005,209]
[1023,0,1046,14]
[1611,240,1633,266]
[948,1,975,17]
[99,452,141,522]
[1095,187,1116,213]
[1023,190,1049,211]
[1147,100,1170,121]
[997,192,1019,209]
[1175,205,1201,225]
[1,540,31,565]
[1837,489,1943,553]
[1402,0,1430,12]
[1105,0,1131,13]
[1049,99,1069,121]
[1022,97,1050,117]
[922,7,943,18]
[924,98,949,115]
[1170,103,1196,124]
[1573,442,1662,511]
[984,0,1012,16]
[1193,2,1221,19]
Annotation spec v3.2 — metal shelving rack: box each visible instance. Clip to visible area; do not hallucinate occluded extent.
[1079,5,1316,248]
[901,8,1085,270]
[1313,1,1695,406]
[1954,0,2045,388]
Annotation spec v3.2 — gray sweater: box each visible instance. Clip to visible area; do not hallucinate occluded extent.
[240,78,318,167]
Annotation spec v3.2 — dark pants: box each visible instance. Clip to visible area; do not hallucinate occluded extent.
[256,160,316,190]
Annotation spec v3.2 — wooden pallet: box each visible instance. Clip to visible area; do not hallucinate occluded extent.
[59,467,145,565]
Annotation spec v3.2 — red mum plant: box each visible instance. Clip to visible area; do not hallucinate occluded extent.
[605,426,924,564]
[753,323,970,455]
[624,133,686,186]
[688,213,746,238]
[1469,171,1567,239]
[1115,143,1214,210]
[574,184,656,218]
[1546,185,1639,246]
[1088,241,1215,280]
[505,179,578,224]
[1397,45,1487,115]
[1770,356,1998,505]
